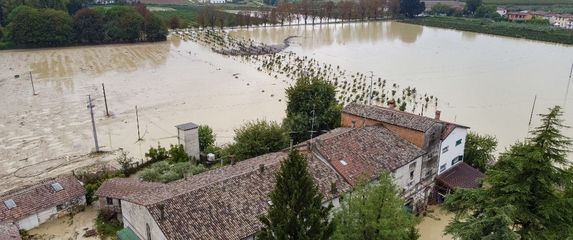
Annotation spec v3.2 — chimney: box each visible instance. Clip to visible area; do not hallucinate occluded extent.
[158,204,165,221]
[387,99,396,109]
[435,110,441,120]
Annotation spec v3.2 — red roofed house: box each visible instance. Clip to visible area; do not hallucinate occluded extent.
[0,175,86,231]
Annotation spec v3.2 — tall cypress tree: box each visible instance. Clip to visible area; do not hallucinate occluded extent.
[444,106,573,239]
[258,150,333,240]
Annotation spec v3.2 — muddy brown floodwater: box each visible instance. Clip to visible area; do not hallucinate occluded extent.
[1,21,573,194]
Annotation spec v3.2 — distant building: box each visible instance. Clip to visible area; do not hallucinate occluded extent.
[0,223,21,240]
[95,178,164,220]
[507,12,534,21]
[97,150,350,240]
[198,0,226,3]
[496,8,507,17]
[507,11,573,29]
[0,175,86,231]
[175,122,201,161]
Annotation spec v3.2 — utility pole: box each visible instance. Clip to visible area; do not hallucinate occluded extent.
[88,95,99,152]
[29,72,37,96]
[135,105,142,141]
[527,95,537,137]
[564,62,573,107]
[102,83,109,117]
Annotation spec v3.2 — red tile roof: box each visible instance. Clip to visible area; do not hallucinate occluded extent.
[0,223,20,240]
[96,178,164,201]
[436,162,484,189]
[343,103,441,132]
[0,175,85,222]
[313,126,425,186]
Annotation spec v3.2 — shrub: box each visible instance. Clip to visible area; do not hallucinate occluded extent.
[96,209,122,237]
[138,167,161,182]
[168,144,189,163]
[145,143,169,162]
[199,125,216,152]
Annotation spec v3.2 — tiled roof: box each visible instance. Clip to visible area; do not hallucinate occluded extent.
[0,223,20,240]
[96,178,164,201]
[127,151,350,240]
[436,162,484,189]
[343,103,440,132]
[313,126,425,186]
[0,175,85,222]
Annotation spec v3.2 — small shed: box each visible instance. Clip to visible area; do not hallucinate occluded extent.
[175,122,200,160]
[433,162,484,203]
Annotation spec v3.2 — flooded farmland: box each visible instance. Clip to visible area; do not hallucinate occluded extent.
[1,21,572,193]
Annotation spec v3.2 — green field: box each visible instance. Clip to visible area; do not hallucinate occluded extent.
[402,17,573,45]
[482,0,573,5]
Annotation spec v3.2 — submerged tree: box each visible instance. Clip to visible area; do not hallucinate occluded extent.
[258,150,333,240]
[332,172,419,240]
[463,132,497,173]
[444,106,573,239]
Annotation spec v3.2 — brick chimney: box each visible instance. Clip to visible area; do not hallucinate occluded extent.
[387,99,396,109]
[435,110,441,120]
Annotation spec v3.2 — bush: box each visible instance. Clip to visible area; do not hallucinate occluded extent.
[137,161,206,183]
[168,144,189,163]
[145,14,168,42]
[159,170,181,183]
[138,167,161,182]
[9,6,73,46]
[96,209,122,238]
[229,120,289,161]
[430,3,456,16]
[199,125,216,152]
[104,6,144,42]
[145,143,169,162]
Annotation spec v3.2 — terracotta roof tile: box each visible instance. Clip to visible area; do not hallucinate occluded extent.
[343,104,440,132]
[0,223,20,240]
[96,178,164,201]
[314,127,425,186]
[0,175,85,222]
[436,162,484,189]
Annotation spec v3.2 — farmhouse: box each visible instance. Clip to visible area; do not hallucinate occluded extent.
[97,149,351,240]
[0,175,86,231]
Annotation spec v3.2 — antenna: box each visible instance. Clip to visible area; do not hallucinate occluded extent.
[564,61,573,107]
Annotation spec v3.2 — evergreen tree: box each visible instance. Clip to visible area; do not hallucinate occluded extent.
[463,132,497,172]
[444,106,573,239]
[332,172,419,240]
[283,77,341,144]
[258,150,333,240]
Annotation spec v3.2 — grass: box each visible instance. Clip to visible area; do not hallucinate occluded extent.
[150,4,201,26]
[401,16,573,45]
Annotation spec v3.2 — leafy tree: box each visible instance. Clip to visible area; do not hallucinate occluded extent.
[283,77,341,144]
[399,0,425,18]
[168,16,181,29]
[333,172,419,240]
[258,150,334,240]
[145,143,169,162]
[465,0,482,15]
[104,6,144,42]
[144,14,167,42]
[430,3,455,16]
[444,106,573,239]
[116,151,134,175]
[229,120,289,161]
[198,125,216,152]
[66,0,84,15]
[73,8,105,43]
[9,6,73,46]
[463,132,497,172]
[474,5,499,18]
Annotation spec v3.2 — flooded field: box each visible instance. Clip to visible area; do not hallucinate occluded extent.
[230,21,573,154]
[1,21,572,193]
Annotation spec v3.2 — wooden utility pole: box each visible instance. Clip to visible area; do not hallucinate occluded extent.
[102,83,109,117]
[136,105,142,141]
[527,95,537,137]
[29,72,37,96]
[88,95,99,152]
[564,62,573,107]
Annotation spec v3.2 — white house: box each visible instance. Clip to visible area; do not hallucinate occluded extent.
[438,125,469,175]
[0,175,86,231]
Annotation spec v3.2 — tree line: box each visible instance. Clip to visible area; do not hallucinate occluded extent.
[196,0,425,29]
[0,1,167,47]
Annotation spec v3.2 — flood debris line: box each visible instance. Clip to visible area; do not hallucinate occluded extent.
[174,29,439,113]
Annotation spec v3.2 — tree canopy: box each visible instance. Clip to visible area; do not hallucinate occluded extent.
[228,120,289,161]
[399,0,425,18]
[258,150,333,240]
[463,132,497,172]
[73,8,105,43]
[9,6,73,46]
[465,0,482,15]
[104,6,144,42]
[283,77,341,144]
[443,106,573,239]
[332,172,419,240]
[198,125,216,152]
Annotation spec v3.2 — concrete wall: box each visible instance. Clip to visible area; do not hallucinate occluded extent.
[178,128,200,161]
[122,201,167,240]
[438,127,467,175]
[392,156,423,199]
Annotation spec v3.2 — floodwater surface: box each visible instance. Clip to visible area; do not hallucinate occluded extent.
[1,21,572,193]
[231,21,573,154]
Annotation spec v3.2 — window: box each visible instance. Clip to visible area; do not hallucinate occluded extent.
[339,160,348,166]
[3,199,16,209]
[351,121,356,128]
[456,139,463,146]
[439,164,446,173]
[409,170,415,180]
[51,182,63,192]
[56,204,64,211]
[442,146,449,153]
[146,223,151,240]
[106,197,113,205]
[452,155,463,166]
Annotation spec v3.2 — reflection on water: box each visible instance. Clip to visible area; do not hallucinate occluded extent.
[232,21,573,155]
[231,22,423,49]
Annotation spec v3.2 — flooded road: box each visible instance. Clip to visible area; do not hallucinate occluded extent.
[1,21,572,193]
[230,21,573,155]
